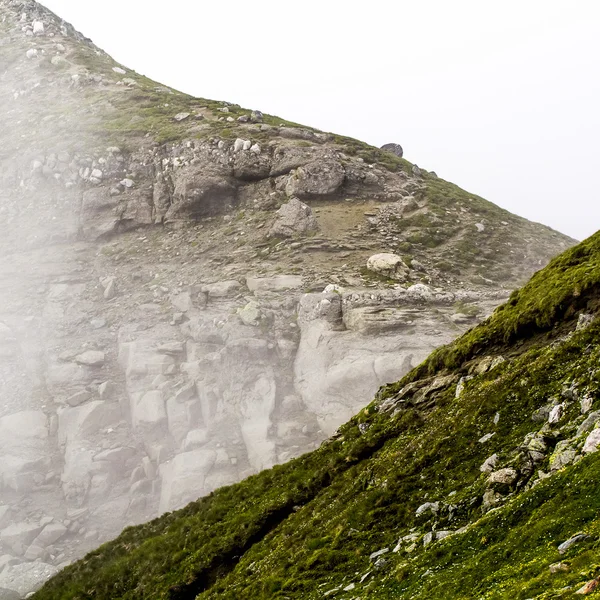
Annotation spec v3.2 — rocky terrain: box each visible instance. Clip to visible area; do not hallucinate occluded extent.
[0,1,575,597]
[32,228,600,600]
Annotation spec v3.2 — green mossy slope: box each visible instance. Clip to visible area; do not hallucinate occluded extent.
[33,237,600,599]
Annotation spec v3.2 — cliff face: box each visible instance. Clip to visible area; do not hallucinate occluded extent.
[0,1,576,596]
[31,231,600,600]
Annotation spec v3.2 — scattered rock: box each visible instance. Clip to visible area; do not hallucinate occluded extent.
[576,577,600,595]
[415,502,439,517]
[74,351,105,367]
[558,533,588,554]
[479,453,498,473]
[369,548,389,561]
[173,112,190,122]
[548,403,564,424]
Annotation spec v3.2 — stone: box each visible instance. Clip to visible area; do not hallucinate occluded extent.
[201,280,242,298]
[549,440,578,470]
[26,48,38,59]
[549,562,570,574]
[233,138,247,152]
[369,548,389,561]
[172,292,192,312]
[0,508,11,530]
[133,392,167,428]
[576,312,595,331]
[32,523,67,547]
[102,277,116,300]
[581,396,594,414]
[366,253,408,281]
[583,428,600,454]
[173,112,190,122]
[578,411,600,435]
[576,577,600,595]
[32,21,44,34]
[488,468,518,486]
[455,376,473,398]
[268,198,318,238]
[0,523,43,555]
[548,403,564,424]
[183,429,208,451]
[112,67,126,74]
[120,178,135,188]
[66,390,92,407]
[285,160,345,198]
[74,351,105,367]
[380,143,403,158]
[558,533,588,554]
[250,110,263,122]
[238,301,261,326]
[415,502,439,517]
[479,453,498,473]
[478,432,496,444]
[93,447,136,463]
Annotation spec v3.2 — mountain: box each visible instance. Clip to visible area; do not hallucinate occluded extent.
[31,229,600,600]
[0,1,577,597]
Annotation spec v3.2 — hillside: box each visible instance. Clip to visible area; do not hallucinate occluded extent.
[31,230,600,600]
[0,1,579,597]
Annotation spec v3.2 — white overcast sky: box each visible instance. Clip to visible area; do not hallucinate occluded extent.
[42,0,600,240]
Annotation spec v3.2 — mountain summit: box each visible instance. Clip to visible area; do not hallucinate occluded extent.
[0,1,579,597]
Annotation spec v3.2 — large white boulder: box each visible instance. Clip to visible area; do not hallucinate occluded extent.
[366,253,408,281]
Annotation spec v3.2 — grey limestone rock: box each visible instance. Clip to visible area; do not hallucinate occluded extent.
[268,198,318,238]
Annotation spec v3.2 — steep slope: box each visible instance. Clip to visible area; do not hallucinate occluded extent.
[0,0,577,595]
[31,230,600,600]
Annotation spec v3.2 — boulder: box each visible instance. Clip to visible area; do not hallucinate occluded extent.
[285,160,345,198]
[32,523,67,547]
[268,198,318,238]
[488,468,518,486]
[237,302,261,326]
[0,522,43,555]
[380,143,403,158]
[74,351,105,367]
[583,428,600,454]
[166,166,236,220]
[366,253,408,281]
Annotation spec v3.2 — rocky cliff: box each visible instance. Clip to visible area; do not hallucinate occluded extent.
[0,1,575,596]
[31,229,600,600]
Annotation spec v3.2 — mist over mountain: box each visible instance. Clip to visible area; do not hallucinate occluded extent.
[0,1,583,598]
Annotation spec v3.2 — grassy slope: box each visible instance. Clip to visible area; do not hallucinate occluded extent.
[33,233,600,599]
